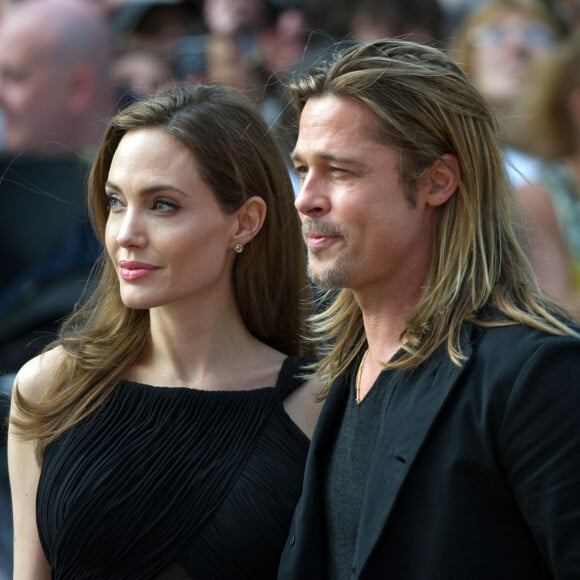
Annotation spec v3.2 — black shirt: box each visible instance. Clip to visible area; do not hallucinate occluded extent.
[324,362,401,579]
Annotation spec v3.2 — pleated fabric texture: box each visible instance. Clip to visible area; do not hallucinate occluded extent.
[37,356,311,579]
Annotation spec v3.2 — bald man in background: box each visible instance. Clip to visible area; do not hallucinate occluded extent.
[0,0,114,157]
[0,7,116,572]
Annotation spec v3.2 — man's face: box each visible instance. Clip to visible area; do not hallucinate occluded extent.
[0,18,69,153]
[292,94,437,297]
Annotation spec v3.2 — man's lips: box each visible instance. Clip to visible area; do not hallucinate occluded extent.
[304,233,341,248]
[118,260,158,280]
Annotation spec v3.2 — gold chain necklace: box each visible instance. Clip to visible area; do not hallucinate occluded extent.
[355,349,368,405]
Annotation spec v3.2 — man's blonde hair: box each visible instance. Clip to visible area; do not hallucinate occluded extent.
[288,39,574,395]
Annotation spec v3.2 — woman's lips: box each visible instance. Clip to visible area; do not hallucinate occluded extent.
[118,260,158,280]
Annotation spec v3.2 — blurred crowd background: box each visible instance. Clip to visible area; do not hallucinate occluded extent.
[0,0,579,577]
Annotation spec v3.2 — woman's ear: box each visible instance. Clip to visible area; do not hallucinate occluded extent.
[231,196,267,246]
[423,153,460,208]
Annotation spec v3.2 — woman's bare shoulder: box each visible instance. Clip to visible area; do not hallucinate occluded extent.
[283,374,325,440]
[13,346,65,403]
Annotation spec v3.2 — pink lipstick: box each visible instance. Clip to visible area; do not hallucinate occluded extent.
[118,260,158,281]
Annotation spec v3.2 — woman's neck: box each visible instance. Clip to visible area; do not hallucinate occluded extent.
[129,300,283,390]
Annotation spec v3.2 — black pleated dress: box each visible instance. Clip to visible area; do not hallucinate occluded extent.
[36,356,311,579]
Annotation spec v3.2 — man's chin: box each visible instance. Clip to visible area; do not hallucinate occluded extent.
[307,265,348,289]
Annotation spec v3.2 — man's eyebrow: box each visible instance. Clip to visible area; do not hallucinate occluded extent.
[290,151,366,168]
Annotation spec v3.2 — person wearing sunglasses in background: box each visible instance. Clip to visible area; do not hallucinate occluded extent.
[450,0,569,188]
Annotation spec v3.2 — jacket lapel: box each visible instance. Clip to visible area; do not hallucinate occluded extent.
[353,331,475,573]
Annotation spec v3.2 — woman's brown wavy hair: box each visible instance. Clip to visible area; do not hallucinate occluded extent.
[13,84,312,453]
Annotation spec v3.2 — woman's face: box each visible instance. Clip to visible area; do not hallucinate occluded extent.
[104,127,240,311]
[469,10,557,109]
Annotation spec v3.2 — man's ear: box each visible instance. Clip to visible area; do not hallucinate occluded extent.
[423,153,460,208]
[231,196,267,246]
[67,65,97,115]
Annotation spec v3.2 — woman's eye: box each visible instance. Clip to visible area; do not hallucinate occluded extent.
[153,200,177,212]
[106,195,122,210]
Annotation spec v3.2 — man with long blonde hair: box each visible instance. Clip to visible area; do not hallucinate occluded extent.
[279,39,580,579]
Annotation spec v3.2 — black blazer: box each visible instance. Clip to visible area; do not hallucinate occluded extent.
[279,321,580,579]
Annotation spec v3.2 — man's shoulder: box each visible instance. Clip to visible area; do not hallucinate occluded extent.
[470,316,580,370]
[475,314,579,345]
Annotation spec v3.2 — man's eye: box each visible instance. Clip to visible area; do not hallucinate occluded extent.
[1,68,27,83]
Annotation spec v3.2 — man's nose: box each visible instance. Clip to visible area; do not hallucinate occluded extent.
[294,172,330,217]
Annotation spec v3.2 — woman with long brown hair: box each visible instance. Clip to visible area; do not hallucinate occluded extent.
[8,84,320,579]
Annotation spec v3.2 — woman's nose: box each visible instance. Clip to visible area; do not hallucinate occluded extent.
[115,209,147,248]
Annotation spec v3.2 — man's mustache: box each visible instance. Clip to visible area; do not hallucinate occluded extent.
[301,220,347,238]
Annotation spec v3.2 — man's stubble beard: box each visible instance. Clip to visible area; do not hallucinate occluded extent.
[301,219,351,289]
[307,251,349,289]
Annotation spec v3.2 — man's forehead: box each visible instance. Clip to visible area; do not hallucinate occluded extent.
[298,96,381,140]
[294,119,385,164]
